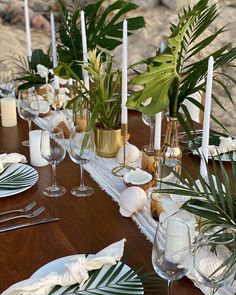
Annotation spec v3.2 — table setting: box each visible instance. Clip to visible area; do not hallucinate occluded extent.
[0,0,236,294]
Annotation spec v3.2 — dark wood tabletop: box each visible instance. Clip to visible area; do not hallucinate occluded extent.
[0,111,203,295]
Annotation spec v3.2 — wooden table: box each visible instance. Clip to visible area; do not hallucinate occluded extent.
[0,111,203,295]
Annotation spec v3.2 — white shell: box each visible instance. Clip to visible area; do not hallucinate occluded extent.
[123,168,152,185]
[116,143,140,164]
[119,187,147,217]
[50,112,69,128]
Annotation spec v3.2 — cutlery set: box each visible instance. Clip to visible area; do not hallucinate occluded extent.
[0,201,59,233]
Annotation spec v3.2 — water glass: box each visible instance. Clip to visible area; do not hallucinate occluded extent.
[18,89,39,146]
[40,127,66,197]
[152,218,191,295]
[69,127,95,197]
[193,225,235,294]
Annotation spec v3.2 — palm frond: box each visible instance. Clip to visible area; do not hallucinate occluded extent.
[57,0,145,79]
[127,0,236,127]
[48,262,166,294]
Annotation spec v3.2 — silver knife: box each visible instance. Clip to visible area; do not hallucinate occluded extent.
[0,217,60,233]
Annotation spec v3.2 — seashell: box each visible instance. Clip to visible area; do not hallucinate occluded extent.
[116,143,140,164]
[123,168,152,185]
[50,113,71,139]
[119,186,147,217]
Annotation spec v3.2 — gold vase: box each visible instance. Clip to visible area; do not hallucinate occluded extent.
[94,127,122,158]
[158,116,182,184]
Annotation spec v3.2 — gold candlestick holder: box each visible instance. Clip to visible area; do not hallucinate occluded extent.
[112,123,134,177]
[153,149,160,182]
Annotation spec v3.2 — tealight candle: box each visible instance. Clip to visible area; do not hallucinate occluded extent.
[29,130,48,167]
[1,98,17,127]
[121,20,128,124]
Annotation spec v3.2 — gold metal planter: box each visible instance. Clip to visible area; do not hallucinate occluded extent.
[94,127,122,158]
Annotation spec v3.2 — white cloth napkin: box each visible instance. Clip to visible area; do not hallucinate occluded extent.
[0,153,27,173]
[2,239,126,295]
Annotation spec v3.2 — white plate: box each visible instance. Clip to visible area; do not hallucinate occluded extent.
[32,255,144,294]
[0,163,38,198]
[188,133,236,162]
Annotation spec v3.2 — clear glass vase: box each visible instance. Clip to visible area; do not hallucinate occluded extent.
[157,116,182,188]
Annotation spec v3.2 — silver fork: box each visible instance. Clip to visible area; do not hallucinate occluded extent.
[0,206,45,223]
[0,201,36,216]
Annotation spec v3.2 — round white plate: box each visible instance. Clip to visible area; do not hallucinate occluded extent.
[0,163,38,198]
[188,133,236,162]
[32,255,144,294]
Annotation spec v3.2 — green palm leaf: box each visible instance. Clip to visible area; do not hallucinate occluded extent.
[57,0,145,79]
[48,262,166,294]
[127,0,236,124]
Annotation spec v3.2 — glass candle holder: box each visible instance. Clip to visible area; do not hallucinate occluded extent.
[150,191,167,220]
[141,146,156,174]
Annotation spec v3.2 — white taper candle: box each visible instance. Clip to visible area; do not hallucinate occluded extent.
[154,112,162,150]
[50,12,59,90]
[153,41,166,150]
[24,0,32,58]
[121,20,128,124]
[200,56,214,178]
[80,10,90,90]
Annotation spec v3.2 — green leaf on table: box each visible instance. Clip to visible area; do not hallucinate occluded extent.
[48,262,166,294]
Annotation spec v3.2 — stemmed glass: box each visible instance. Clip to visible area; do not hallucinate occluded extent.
[142,113,156,153]
[69,127,95,197]
[0,67,15,98]
[18,89,39,146]
[152,218,191,295]
[193,225,235,295]
[40,127,66,197]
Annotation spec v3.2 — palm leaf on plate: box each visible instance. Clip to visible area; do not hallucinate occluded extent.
[0,164,38,190]
[48,262,166,294]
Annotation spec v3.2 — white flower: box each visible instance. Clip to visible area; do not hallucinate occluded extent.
[36,64,49,84]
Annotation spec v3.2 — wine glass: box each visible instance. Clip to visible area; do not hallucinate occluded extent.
[40,127,66,197]
[0,67,15,98]
[69,127,95,197]
[142,113,156,153]
[152,218,191,295]
[18,89,39,146]
[193,225,235,294]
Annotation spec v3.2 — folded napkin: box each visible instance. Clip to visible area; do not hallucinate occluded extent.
[198,136,236,157]
[2,239,126,295]
[0,153,27,173]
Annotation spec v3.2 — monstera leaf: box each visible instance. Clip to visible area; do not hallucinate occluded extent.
[127,0,236,119]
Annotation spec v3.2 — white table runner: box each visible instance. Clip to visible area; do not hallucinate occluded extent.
[34,115,236,295]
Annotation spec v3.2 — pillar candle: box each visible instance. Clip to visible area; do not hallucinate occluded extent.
[29,130,48,167]
[80,10,90,90]
[24,0,32,58]
[165,218,190,264]
[121,20,128,124]
[68,78,73,85]
[1,98,17,127]
[200,56,214,178]
[50,12,59,90]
